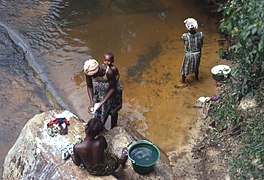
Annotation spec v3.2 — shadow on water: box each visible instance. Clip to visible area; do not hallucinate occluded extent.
[127,42,162,82]
[59,0,167,28]
[0,0,222,177]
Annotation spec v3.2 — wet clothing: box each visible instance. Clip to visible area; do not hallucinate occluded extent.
[92,77,122,121]
[181,32,204,77]
[86,152,119,176]
[47,118,70,136]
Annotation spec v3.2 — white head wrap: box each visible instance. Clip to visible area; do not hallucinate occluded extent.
[184,18,198,31]
[83,59,99,76]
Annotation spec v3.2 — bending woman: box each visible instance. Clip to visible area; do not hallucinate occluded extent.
[84,55,122,129]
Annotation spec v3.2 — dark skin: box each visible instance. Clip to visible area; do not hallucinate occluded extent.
[103,54,120,82]
[71,126,128,170]
[86,64,119,126]
[71,131,107,168]
[86,56,121,129]
[86,64,117,111]
[103,54,122,128]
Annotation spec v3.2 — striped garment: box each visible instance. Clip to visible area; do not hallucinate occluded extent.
[181,32,204,77]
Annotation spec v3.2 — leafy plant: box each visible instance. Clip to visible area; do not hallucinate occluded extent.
[209,0,264,179]
[219,0,264,99]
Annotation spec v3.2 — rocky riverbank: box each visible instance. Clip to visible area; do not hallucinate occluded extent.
[3,110,174,179]
[0,24,54,178]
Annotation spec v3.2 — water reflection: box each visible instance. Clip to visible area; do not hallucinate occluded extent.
[0,0,221,154]
[59,0,101,28]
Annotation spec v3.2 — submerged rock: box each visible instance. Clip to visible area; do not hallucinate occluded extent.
[2,110,174,179]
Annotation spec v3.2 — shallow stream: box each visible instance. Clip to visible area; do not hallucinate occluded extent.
[0,0,222,176]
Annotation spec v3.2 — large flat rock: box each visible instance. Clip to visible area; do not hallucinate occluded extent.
[3,110,174,180]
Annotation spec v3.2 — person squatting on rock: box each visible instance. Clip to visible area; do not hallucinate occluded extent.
[84,52,122,129]
[181,18,204,83]
[71,118,128,176]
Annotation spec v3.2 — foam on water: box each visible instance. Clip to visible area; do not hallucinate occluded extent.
[130,146,158,166]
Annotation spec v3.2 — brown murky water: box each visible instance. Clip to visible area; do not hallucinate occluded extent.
[64,0,221,152]
[0,0,222,176]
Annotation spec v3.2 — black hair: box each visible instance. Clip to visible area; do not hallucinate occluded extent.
[85,118,104,138]
[104,52,114,61]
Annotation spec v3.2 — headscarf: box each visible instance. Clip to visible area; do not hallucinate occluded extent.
[184,18,198,31]
[83,59,99,76]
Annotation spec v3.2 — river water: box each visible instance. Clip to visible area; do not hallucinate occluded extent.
[0,0,221,176]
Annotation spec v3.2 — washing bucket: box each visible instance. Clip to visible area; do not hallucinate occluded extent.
[128,140,160,175]
[211,65,231,81]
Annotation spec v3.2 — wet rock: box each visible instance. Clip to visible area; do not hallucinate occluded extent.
[2,110,174,179]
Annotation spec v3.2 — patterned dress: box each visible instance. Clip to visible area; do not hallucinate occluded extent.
[86,151,120,176]
[92,76,122,121]
[181,31,204,77]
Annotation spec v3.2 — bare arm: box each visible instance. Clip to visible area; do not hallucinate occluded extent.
[98,71,117,107]
[99,136,108,149]
[71,145,82,166]
[200,32,204,51]
[201,37,204,49]
[85,74,94,110]
[112,65,120,81]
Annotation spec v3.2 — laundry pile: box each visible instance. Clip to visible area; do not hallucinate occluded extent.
[61,136,84,160]
[47,118,70,137]
[194,95,220,108]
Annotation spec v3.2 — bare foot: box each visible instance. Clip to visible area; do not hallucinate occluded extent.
[120,147,128,167]
[174,83,188,88]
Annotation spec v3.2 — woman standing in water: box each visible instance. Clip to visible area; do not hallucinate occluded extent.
[181,18,204,83]
[84,53,122,129]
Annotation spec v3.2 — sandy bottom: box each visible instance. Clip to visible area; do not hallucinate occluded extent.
[0,0,226,178]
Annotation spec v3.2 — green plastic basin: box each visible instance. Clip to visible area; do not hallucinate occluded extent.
[128,140,160,175]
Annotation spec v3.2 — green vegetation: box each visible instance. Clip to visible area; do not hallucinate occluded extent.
[209,0,264,179]
[219,0,264,99]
